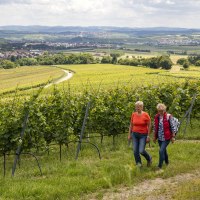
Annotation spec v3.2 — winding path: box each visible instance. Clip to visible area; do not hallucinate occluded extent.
[44,70,73,88]
[170,65,181,73]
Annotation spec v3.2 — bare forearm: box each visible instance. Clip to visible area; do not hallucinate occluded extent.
[147,121,151,135]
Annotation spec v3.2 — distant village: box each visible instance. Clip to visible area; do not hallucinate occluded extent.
[0,41,113,60]
[0,31,200,59]
[0,49,43,60]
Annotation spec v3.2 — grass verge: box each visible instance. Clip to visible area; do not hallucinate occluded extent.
[0,132,200,200]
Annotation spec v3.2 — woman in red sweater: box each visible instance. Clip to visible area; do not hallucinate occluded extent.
[128,101,152,167]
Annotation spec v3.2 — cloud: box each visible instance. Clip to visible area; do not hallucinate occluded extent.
[0,0,200,28]
[166,0,175,5]
[0,0,30,4]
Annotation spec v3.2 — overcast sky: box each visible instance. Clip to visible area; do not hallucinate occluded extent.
[0,0,200,28]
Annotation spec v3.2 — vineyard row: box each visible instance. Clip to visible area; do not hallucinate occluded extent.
[0,80,199,155]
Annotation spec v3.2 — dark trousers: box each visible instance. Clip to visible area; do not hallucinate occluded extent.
[132,132,151,165]
[158,140,170,168]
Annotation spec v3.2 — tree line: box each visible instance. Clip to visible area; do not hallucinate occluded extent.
[4,51,200,70]
[177,55,200,68]
[0,52,97,69]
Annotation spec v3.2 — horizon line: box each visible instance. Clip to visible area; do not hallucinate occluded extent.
[0,25,200,30]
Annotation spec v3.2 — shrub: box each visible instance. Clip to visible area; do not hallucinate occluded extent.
[177,58,188,65]
[183,61,190,69]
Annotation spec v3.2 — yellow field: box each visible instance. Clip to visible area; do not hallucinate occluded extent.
[0,66,64,93]
[120,53,157,59]
[45,64,187,93]
[170,55,188,64]
[190,66,200,71]
[119,53,188,65]
[1,64,200,96]
[164,65,200,79]
[167,71,200,78]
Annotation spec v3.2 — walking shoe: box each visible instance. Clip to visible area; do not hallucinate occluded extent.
[147,157,152,167]
[136,163,142,168]
[155,167,164,174]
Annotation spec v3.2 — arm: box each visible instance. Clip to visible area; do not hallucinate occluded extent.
[147,120,151,136]
[128,122,133,140]
[146,116,151,143]
[153,117,157,143]
[128,113,134,140]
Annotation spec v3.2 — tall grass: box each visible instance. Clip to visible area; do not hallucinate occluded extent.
[0,131,200,200]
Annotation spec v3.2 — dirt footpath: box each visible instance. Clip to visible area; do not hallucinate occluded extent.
[170,65,181,73]
[44,70,73,88]
[89,170,200,200]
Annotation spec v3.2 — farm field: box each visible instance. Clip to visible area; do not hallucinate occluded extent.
[93,45,200,56]
[0,66,64,94]
[120,53,188,64]
[45,64,182,92]
[83,49,188,64]
[1,64,200,97]
[44,64,200,93]
[161,68,200,79]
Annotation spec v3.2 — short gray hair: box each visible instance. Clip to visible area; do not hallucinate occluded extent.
[135,101,144,107]
[156,103,167,111]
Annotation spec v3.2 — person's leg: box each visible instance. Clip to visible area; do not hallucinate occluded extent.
[158,140,170,168]
[132,132,142,165]
[138,134,151,163]
[164,140,170,164]
[158,140,164,168]
[164,150,169,165]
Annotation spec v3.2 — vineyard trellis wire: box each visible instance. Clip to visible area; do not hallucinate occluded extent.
[11,87,44,176]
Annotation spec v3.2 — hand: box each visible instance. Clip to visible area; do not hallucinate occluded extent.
[171,137,175,143]
[153,137,157,143]
[146,136,150,143]
[128,134,132,140]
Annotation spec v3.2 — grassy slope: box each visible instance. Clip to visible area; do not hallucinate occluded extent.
[1,63,200,96]
[0,125,200,200]
[45,64,186,93]
[54,64,200,92]
[0,66,64,93]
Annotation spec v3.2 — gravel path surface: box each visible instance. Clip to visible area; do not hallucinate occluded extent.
[44,70,73,88]
[88,170,200,200]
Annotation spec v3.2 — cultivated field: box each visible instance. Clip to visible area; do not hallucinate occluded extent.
[46,64,180,92]
[45,64,200,93]
[0,66,64,93]
[1,64,200,97]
